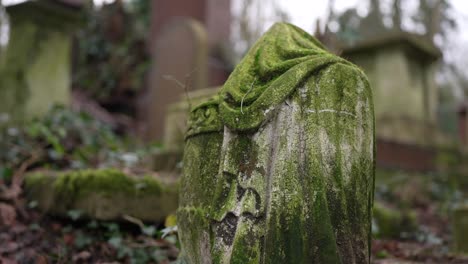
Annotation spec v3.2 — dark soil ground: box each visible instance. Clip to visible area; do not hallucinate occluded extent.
[0,210,179,263]
[371,205,468,264]
[1,204,468,263]
[0,160,466,263]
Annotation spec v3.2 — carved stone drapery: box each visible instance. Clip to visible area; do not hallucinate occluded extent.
[177,22,375,264]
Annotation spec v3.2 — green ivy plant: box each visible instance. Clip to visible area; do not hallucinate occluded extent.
[0,104,166,183]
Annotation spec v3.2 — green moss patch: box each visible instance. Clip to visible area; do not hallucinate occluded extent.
[180,22,375,263]
[24,169,179,222]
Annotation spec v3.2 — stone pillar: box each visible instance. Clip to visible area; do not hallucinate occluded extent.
[177,23,375,263]
[146,18,208,141]
[0,1,81,123]
[341,33,441,147]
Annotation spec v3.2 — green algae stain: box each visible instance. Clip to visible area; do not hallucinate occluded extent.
[178,22,374,264]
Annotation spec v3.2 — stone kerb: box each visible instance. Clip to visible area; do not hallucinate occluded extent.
[24,169,179,222]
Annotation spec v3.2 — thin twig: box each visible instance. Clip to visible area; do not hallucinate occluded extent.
[0,152,39,201]
[122,214,145,230]
[162,67,198,111]
[183,68,198,111]
[0,152,39,219]
[162,75,185,89]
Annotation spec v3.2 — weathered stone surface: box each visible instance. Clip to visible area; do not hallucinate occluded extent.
[0,1,80,123]
[24,169,179,222]
[163,87,219,151]
[177,23,375,263]
[341,33,443,147]
[152,88,220,173]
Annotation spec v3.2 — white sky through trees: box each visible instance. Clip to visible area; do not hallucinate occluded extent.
[3,0,467,42]
[2,0,467,95]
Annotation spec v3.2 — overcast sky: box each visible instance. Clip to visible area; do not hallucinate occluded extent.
[3,0,468,50]
[276,0,468,42]
[2,0,466,96]
[3,0,467,41]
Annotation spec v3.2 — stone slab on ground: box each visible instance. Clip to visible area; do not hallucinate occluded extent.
[24,169,179,222]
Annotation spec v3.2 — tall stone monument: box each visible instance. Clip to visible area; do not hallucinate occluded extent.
[341,32,441,146]
[147,18,208,140]
[177,23,375,263]
[340,32,450,171]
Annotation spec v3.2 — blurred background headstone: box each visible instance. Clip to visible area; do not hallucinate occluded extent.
[145,18,208,141]
[0,0,82,123]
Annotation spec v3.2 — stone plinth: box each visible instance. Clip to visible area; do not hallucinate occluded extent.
[341,32,442,147]
[0,1,82,123]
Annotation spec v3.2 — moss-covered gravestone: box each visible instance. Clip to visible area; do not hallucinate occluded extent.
[177,23,375,264]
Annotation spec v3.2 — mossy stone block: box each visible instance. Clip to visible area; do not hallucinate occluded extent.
[0,1,81,123]
[24,169,178,222]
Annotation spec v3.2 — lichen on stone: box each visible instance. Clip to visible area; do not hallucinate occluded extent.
[218,23,354,133]
[178,22,375,264]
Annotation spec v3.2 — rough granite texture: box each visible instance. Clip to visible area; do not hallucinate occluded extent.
[177,22,375,264]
